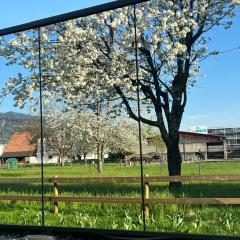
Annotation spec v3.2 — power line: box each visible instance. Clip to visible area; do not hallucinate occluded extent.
[218,45,240,54]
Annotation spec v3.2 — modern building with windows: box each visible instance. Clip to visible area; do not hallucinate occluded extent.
[208,127,240,150]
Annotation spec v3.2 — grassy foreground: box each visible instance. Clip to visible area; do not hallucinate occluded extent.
[0,161,239,236]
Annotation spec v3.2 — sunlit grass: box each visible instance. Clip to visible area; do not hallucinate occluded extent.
[1,161,240,178]
[0,161,239,236]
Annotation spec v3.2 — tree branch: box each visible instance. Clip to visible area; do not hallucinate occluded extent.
[114,85,159,127]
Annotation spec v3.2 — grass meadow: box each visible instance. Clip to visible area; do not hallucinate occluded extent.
[0,161,239,236]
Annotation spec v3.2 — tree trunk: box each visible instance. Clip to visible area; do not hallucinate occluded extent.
[101,144,104,164]
[60,156,64,167]
[97,143,103,173]
[83,153,87,164]
[167,138,182,192]
[99,145,104,173]
[98,160,103,173]
[77,154,82,162]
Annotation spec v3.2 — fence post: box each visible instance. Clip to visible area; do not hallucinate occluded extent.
[53,176,59,214]
[144,174,149,217]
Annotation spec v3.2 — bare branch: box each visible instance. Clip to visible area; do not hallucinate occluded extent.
[114,85,160,127]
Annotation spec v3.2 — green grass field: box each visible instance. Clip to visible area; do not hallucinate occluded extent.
[0,161,239,236]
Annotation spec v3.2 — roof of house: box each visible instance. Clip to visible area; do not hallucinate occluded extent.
[178,131,226,139]
[178,131,226,144]
[2,132,36,158]
[146,131,226,144]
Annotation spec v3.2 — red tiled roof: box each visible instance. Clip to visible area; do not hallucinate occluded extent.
[2,132,36,157]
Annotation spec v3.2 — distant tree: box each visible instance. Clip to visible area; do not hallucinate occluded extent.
[107,120,137,161]
[89,115,137,173]
[70,111,95,164]
[45,107,76,167]
[150,135,167,161]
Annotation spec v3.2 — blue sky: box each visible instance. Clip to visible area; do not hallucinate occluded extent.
[182,11,240,130]
[0,1,240,130]
[0,0,112,29]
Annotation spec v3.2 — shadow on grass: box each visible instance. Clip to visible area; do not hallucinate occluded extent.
[0,182,239,198]
[150,182,240,198]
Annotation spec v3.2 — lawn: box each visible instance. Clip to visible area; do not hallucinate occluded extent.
[2,160,240,177]
[0,161,239,236]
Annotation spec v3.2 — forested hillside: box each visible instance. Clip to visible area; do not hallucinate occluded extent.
[0,112,35,144]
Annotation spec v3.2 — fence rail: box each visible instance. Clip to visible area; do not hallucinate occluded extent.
[0,175,239,214]
[0,174,240,184]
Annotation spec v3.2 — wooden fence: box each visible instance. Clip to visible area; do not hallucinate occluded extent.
[0,175,240,215]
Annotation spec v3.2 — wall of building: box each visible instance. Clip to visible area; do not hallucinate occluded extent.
[28,155,59,164]
[136,140,206,162]
[0,145,5,157]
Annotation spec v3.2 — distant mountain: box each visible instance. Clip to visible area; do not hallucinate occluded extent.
[0,112,36,144]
